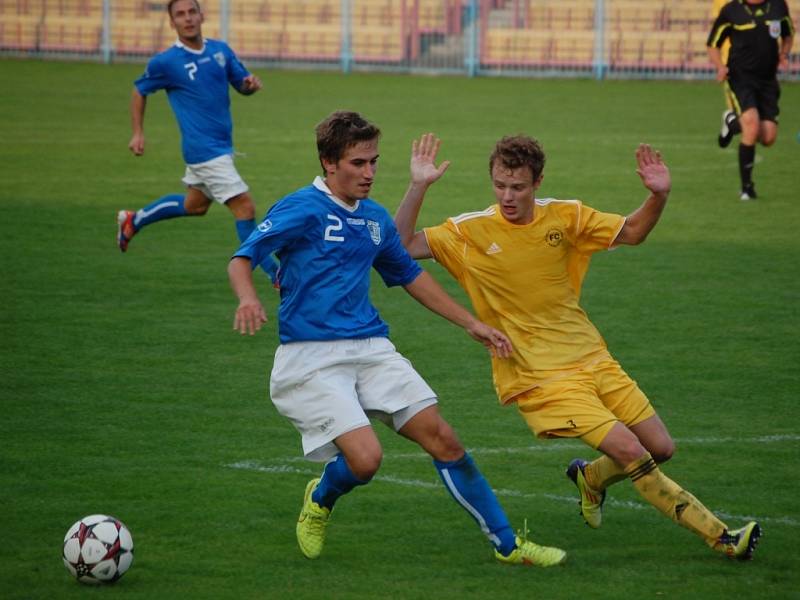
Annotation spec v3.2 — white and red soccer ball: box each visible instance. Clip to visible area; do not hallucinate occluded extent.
[62,514,134,584]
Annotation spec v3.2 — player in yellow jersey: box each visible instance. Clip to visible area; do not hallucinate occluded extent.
[394,133,761,560]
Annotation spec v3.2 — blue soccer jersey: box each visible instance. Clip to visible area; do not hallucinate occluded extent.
[233,177,423,343]
[134,38,251,164]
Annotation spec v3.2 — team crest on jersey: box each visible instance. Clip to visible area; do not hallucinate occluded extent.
[546,228,563,246]
[257,219,272,232]
[214,51,226,67]
[768,20,781,38]
[367,220,381,245]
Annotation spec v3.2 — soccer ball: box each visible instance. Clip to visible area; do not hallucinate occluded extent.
[62,514,134,584]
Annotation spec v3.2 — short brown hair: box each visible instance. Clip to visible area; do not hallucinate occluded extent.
[315,111,381,173]
[489,135,546,181]
[167,0,201,17]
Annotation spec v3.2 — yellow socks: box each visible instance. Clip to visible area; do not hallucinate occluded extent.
[625,453,727,548]
[584,455,627,491]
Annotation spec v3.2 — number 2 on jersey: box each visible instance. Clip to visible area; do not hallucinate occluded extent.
[324,214,345,242]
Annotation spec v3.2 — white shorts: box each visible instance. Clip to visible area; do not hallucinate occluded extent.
[270,337,438,462]
[182,153,248,204]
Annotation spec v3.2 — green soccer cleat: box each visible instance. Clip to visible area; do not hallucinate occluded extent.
[566,459,606,529]
[296,478,331,559]
[494,535,567,567]
[717,521,761,560]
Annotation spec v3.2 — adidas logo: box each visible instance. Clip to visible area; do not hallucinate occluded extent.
[486,242,502,255]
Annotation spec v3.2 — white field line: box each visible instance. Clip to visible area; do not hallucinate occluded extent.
[226,431,800,528]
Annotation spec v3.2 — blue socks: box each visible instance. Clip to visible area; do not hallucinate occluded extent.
[235,218,257,243]
[133,194,186,230]
[434,453,517,556]
[311,452,517,556]
[312,454,370,510]
[235,218,279,284]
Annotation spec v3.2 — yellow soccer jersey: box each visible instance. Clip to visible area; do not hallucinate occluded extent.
[424,199,625,404]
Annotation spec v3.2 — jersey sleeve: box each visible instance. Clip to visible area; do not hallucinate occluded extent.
[567,201,625,254]
[372,217,423,287]
[225,44,250,90]
[232,196,308,269]
[423,220,466,283]
[707,7,732,47]
[781,1,795,37]
[134,55,169,96]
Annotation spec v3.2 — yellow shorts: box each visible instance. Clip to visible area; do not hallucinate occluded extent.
[514,357,655,449]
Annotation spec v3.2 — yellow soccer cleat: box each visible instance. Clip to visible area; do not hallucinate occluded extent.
[566,459,606,529]
[716,521,761,560]
[494,535,567,567]
[296,478,331,559]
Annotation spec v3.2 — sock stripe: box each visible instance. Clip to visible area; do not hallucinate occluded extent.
[628,458,658,482]
[439,468,502,547]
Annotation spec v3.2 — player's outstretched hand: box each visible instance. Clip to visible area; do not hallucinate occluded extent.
[241,74,263,94]
[128,132,145,156]
[465,320,514,359]
[234,297,267,335]
[635,144,670,196]
[410,133,451,187]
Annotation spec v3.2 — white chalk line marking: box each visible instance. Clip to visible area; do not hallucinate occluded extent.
[226,430,799,528]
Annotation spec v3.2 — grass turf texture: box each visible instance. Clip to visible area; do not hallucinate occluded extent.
[1,58,798,599]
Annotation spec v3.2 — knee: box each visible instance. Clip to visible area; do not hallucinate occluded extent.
[186,202,210,216]
[649,439,675,464]
[428,421,465,462]
[227,195,256,220]
[347,450,382,481]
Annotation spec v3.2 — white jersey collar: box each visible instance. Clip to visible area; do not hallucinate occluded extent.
[175,38,206,55]
[313,176,360,212]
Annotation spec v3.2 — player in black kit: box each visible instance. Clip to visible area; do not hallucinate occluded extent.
[707,0,795,200]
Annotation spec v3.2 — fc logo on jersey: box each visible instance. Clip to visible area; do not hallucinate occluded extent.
[546,228,563,247]
[214,51,226,67]
[768,20,782,39]
[367,220,381,245]
[257,219,273,232]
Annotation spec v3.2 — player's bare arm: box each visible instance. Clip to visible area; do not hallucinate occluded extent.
[239,74,262,95]
[707,46,728,82]
[128,88,147,156]
[403,271,512,358]
[614,144,671,247]
[229,257,268,335]
[779,35,794,71]
[395,133,449,259]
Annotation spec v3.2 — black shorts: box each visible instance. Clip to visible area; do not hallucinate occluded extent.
[726,71,781,122]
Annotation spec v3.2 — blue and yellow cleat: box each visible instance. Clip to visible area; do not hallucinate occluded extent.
[495,535,567,567]
[717,521,761,560]
[296,478,331,559]
[566,458,606,529]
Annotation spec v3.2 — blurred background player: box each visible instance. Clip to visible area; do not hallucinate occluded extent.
[711,0,733,130]
[118,0,277,282]
[228,111,566,567]
[707,0,795,200]
[395,133,761,560]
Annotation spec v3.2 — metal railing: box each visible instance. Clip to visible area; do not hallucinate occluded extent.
[1,0,798,80]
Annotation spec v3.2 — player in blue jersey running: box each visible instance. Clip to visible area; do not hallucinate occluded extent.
[227,111,567,567]
[117,0,276,282]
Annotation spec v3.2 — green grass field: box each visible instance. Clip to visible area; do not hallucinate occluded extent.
[1,57,799,599]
